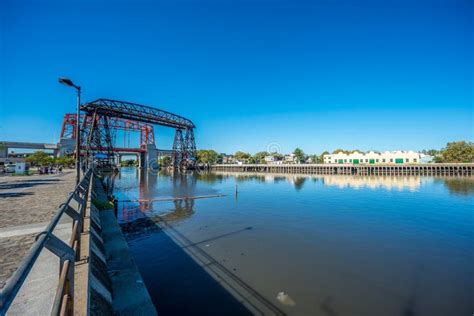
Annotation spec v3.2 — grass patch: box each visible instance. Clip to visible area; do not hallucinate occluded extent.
[92,198,114,210]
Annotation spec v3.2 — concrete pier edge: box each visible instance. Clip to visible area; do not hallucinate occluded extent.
[75,174,157,315]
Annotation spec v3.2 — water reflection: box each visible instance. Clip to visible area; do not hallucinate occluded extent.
[119,170,198,223]
[212,171,474,195]
[115,168,474,316]
[118,170,474,226]
[439,177,474,196]
[322,175,421,191]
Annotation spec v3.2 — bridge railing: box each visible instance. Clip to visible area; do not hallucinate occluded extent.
[0,168,93,315]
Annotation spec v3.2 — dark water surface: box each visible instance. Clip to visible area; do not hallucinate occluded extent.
[115,168,473,316]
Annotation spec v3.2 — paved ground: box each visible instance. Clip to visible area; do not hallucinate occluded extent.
[0,171,75,289]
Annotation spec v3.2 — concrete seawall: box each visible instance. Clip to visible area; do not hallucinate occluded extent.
[211,163,474,175]
[75,175,156,315]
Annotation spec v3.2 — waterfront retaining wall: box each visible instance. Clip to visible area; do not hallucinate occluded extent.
[75,175,156,315]
[211,163,474,175]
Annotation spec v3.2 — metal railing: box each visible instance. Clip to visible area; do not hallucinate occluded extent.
[0,168,93,315]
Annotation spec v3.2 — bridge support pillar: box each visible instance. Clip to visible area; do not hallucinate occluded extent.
[138,152,145,169]
[0,145,7,158]
[144,144,157,169]
[57,138,76,157]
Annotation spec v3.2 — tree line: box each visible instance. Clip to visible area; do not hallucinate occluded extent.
[25,151,75,167]
[23,141,473,167]
[196,141,474,164]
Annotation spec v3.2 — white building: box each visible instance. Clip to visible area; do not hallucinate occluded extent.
[264,155,283,165]
[284,153,297,164]
[264,155,275,163]
[323,151,421,164]
[222,155,235,164]
[420,154,434,163]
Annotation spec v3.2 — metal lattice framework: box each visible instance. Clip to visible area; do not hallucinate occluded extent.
[60,113,155,150]
[83,111,115,168]
[81,99,195,129]
[80,99,197,169]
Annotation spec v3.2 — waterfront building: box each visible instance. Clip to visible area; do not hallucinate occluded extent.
[264,155,275,163]
[284,153,297,164]
[323,150,421,164]
[264,155,283,165]
[222,154,235,164]
[270,160,283,165]
[420,154,434,163]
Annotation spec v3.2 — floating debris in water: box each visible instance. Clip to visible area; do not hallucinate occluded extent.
[277,292,296,306]
[205,244,210,247]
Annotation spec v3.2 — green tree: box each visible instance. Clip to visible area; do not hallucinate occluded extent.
[423,149,440,156]
[308,154,320,163]
[120,159,137,167]
[293,148,305,163]
[55,156,75,167]
[216,153,224,164]
[253,151,269,164]
[197,149,219,164]
[26,151,53,166]
[159,156,172,166]
[319,151,330,163]
[272,152,284,160]
[234,151,251,161]
[439,141,474,163]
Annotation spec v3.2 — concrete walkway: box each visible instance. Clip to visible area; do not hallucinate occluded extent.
[6,224,72,316]
[0,171,75,289]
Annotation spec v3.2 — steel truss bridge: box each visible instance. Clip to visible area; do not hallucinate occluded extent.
[64,98,196,169]
[60,113,155,151]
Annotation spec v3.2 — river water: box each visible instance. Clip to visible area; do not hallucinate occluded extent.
[114,167,473,316]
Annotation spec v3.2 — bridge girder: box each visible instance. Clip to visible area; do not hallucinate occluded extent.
[80,99,197,169]
[80,99,195,129]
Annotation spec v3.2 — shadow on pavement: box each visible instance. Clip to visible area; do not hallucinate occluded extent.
[0,192,35,198]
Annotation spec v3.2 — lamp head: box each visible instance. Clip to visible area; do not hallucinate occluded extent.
[58,77,77,88]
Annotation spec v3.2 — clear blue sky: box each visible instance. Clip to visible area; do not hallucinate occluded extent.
[1,0,472,154]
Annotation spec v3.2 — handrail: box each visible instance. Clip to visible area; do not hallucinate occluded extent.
[0,168,93,315]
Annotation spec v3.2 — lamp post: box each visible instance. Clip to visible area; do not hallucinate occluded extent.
[59,77,81,185]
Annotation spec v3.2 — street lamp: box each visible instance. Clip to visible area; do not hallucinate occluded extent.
[59,77,81,185]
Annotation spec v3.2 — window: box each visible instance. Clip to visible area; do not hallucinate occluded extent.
[406,158,409,162]
[414,158,417,162]
[365,159,368,162]
[376,159,379,162]
[349,159,352,162]
[382,159,386,162]
[344,159,347,162]
[390,159,393,162]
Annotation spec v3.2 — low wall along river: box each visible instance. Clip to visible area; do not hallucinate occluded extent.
[211,163,474,175]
